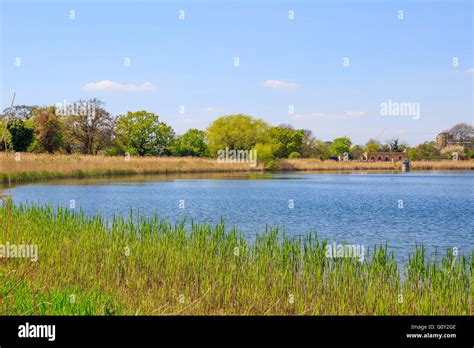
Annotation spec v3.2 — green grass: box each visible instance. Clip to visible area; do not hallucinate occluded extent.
[0,201,472,315]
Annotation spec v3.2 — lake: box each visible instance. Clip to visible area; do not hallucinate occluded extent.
[2,171,473,263]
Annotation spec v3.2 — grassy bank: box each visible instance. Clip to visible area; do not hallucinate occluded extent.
[0,201,472,315]
[1,153,473,184]
[277,158,474,171]
[0,153,262,183]
[276,159,399,171]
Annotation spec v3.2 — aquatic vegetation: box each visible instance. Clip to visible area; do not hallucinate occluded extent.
[1,153,472,184]
[0,153,262,183]
[278,158,474,171]
[0,201,471,315]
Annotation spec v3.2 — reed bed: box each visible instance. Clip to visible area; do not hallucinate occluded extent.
[1,154,473,184]
[277,158,474,171]
[0,153,261,183]
[410,160,474,170]
[0,201,472,315]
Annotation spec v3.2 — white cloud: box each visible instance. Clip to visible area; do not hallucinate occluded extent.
[82,80,155,92]
[201,107,225,113]
[344,111,365,118]
[466,68,474,73]
[292,111,365,121]
[263,80,299,89]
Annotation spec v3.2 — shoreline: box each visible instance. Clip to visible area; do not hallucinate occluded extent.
[1,153,473,184]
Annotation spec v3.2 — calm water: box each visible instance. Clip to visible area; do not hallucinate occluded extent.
[3,171,473,263]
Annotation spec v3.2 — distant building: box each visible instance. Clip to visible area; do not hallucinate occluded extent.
[436,131,472,150]
[436,132,451,150]
[363,152,408,162]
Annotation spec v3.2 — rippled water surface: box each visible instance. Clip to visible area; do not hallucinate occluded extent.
[3,171,473,263]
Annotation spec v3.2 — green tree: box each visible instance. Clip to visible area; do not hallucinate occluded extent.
[364,139,380,153]
[313,140,330,159]
[33,107,64,153]
[0,121,11,151]
[206,114,270,156]
[466,137,474,158]
[266,126,304,158]
[116,110,174,156]
[408,141,439,160]
[253,142,276,166]
[7,120,35,152]
[171,129,209,157]
[1,105,38,152]
[300,129,317,158]
[388,138,403,152]
[350,145,364,160]
[380,143,391,152]
[329,137,352,157]
[398,143,408,153]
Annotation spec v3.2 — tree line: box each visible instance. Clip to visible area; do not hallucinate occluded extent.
[1,99,473,163]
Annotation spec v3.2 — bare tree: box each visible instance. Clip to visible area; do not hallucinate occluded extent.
[449,123,474,143]
[277,123,295,130]
[366,138,381,147]
[64,99,115,154]
[300,129,316,158]
[1,104,38,121]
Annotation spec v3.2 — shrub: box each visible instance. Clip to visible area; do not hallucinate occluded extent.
[7,120,35,152]
[105,147,123,156]
[265,160,279,170]
[253,142,275,165]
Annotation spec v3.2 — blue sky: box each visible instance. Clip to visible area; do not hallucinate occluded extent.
[1,0,472,145]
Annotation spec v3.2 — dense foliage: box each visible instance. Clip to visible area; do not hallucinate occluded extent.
[171,129,209,157]
[7,120,35,152]
[0,99,472,162]
[206,114,269,156]
[115,110,174,156]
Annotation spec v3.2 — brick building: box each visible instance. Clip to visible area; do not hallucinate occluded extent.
[363,152,408,162]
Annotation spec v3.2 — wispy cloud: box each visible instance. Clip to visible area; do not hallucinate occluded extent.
[292,111,365,121]
[466,68,474,73]
[263,80,299,89]
[201,107,225,113]
[82,80,156,92]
